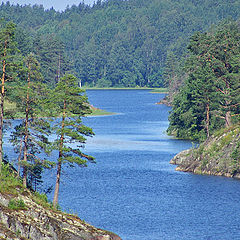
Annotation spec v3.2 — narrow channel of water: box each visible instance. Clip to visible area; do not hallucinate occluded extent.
[7,90,240,240]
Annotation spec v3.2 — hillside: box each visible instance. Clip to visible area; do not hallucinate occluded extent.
[170,124,240,178]
[1,0,240,87]
[0,165,121,240]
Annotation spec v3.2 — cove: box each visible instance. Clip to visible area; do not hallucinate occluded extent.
[34,90,240,239]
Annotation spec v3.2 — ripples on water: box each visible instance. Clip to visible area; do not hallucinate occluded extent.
[6,90,240,240]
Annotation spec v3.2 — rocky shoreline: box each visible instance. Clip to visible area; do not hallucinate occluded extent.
[0,190,121,240]
[170,125,240,179]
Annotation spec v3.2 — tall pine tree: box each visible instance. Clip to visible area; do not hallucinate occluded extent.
[11,53,53,187]
[0,20,18,171]
[50,74,95,207]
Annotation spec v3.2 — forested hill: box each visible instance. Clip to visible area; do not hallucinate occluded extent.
[1,0,240,87]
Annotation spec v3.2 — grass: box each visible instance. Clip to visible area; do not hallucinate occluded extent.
[0,164,23,196]
[8,199,26,210]
[84,86,168,93]
[32,192,56,210]
[150,88,168,93]
[0,163,56,211]
[88,106,114,116]
[4,100,16,110]
[84,86,155,90]
[4,100,114,118]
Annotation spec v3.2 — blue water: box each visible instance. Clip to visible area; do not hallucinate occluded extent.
[9,90,240,240]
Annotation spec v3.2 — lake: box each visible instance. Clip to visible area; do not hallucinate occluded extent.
[9,90,240,240]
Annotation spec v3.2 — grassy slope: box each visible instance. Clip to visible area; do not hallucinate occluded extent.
[171,124,240,178]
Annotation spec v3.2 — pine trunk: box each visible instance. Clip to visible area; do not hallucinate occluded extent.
[53,159,62,208]
[23,67,31,187]
[17,139,23,177]
[224,80,232,128]
[0,40,7,172]
[206,102,210,138]
[225,111,232,128]
[0,90,4,172]
[53,100,66,208]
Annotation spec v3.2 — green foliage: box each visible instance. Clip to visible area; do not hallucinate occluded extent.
[0,0,240,88]
[168,21,240,141]
[48,74,95,206]
[10,53,53,189]
[32,192,53,209]
[8,199,26,210]
[0,164,22,195]
[231,142,240,161]
[50,74,95,166]
[231,142,240,174]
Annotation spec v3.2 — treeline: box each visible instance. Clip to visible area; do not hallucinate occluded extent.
[0,20,94,207]
[167,21,240,141]
[1,0,240,87]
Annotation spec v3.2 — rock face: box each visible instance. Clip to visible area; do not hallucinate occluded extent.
[170,124,240,179]
[0,190,121,240]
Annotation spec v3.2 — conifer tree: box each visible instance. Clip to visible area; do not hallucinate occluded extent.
[168,21,240,141]
[11,53,53,187]
[50,74,95,207]
[0,20,18,171]
[207,23,240,127]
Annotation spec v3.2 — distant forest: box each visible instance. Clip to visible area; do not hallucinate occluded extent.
[1,0,240,88]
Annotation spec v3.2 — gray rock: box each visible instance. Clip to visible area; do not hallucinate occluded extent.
[0,191,121,240]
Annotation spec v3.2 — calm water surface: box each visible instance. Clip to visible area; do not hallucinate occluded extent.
[17,90,240,240]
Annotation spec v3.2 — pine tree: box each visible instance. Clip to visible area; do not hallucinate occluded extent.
[207,23,240,127]
[168,21,240,141]
[33,34,73,87]
[50,74,95,207]
[11,53,53,187]
[0,20,18,171]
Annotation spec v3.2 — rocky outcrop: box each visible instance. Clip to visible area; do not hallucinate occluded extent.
[0,190,121,240]
[170,124,240,179]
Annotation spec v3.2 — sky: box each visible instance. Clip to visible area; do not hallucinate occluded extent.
[1,0,96,11]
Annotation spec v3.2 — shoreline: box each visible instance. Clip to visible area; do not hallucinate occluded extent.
[170,125,240,180]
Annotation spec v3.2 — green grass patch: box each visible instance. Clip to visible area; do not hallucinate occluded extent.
[88,108,114,116]
[4,100,114,118]
[150,88,168,93]
[84,87,155,90]
[0,164,23,195]
[5,100,16,110]
[8,199,26,210]
[32,192,54,209]
[84,86,169,93]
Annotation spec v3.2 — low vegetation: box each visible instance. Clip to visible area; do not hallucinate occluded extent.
[171,124,240,178]
[0,164,23,196]
[8,199,26,210]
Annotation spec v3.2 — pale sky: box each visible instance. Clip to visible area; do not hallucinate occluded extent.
[1,0,96,11]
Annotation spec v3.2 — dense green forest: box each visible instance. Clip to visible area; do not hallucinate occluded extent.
[167,21,240,141]
[1,0,240,87]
